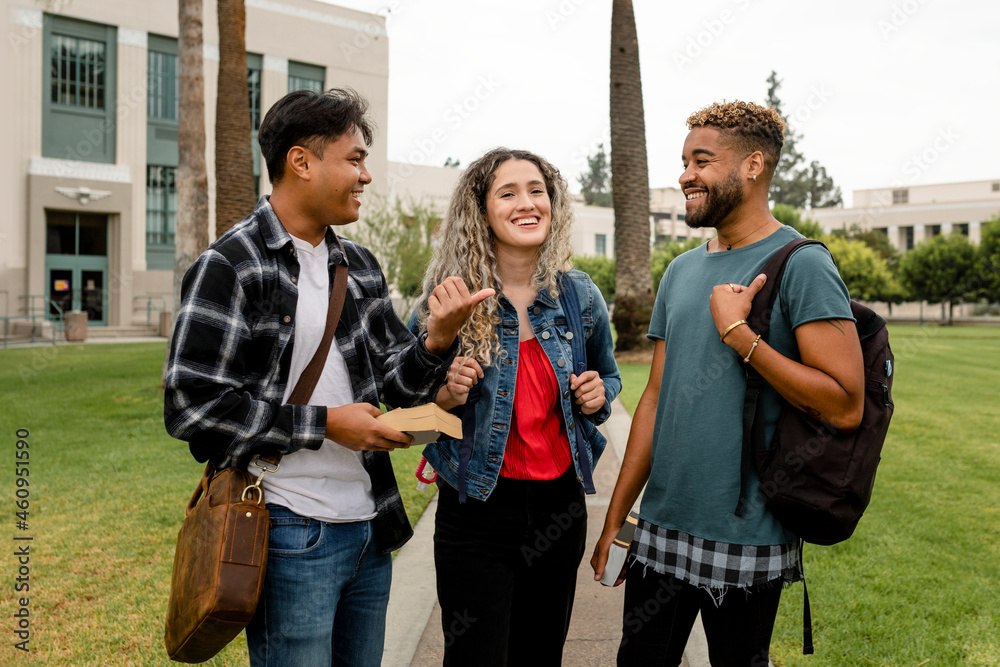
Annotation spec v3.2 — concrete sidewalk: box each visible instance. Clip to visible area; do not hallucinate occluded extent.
[383,398,711,667]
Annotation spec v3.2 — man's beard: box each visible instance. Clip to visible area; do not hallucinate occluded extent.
[686,168,744,229]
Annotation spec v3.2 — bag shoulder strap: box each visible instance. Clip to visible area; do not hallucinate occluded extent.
[558,272,596,494]
[735,238,824,516]
[746,238,825,343]
[741,240,825,656]
[286,262,348,405]
[257,244,350,468]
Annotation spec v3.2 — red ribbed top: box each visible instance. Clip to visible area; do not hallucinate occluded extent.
[499,338,572,480]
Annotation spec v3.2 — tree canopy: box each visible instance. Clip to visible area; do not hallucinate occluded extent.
[978,215,1000,302]
[823,235,903,304]
[765,71,843,209]
[772,203,823,239]
[899,232,979,323]
[349,193,440,311]
[577,143,613,207]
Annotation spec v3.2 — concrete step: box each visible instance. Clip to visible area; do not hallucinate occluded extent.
[85,325,161,339]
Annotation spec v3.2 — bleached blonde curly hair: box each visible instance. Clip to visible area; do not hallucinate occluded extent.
[414,148,574,367]
[687,100,785,177]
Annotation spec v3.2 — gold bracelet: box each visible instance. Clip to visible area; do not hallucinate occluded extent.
[720,319,747,342]
[743,334,762,363]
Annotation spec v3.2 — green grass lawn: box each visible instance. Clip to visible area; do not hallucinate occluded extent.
[616,325,1000,666]
[0,342,435,666]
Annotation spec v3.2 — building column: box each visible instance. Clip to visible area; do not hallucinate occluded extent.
[970,220,982,245]
[260,55,288,196]
[117,28,148,327]
[887,225,901,251]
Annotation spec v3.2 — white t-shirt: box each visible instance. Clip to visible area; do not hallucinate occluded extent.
[252,235,377,522]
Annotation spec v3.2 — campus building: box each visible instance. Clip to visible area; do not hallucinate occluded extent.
[1,0,389,333]
[811,179,1000,249]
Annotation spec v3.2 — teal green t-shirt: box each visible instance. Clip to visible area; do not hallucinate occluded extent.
[642,226,853,545]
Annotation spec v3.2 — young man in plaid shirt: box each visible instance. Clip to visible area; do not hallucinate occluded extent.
[165,88,492,667]
[591,101,864,665]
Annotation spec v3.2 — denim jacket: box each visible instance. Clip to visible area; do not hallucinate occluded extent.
[408,270,622,501]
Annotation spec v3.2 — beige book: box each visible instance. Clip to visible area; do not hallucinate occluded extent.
[378,403,462,446]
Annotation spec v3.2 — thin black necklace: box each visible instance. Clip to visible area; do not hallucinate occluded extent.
[721,222,769,251]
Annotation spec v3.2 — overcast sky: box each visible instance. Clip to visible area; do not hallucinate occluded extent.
[322,0,1000,208]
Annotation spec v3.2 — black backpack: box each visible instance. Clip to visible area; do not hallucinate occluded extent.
[736,239,895,654]
[736,238,895,544]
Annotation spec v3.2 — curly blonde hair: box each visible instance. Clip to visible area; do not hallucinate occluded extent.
[415,148,574,367]
[687,100,785,176]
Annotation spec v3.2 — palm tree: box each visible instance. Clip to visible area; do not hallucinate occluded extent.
[168,0,210,380]
[175,0,209,306]
[214,0,256,237]
[609,0,652,352]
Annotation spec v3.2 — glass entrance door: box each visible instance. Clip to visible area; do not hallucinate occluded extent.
[45,211,109,325]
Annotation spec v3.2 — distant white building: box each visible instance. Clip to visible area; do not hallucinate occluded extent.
[811,179,1000,249]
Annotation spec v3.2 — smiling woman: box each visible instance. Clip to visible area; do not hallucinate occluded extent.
[407,147,621,666]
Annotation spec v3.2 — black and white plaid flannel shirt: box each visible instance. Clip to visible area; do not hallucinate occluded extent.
[165,196,453,552]
[631,518,802,605]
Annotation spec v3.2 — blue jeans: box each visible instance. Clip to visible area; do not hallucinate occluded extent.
[246,505,391,667]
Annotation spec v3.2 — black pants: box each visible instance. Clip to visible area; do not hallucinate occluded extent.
[434,468,587,667]
[617,567,782,667]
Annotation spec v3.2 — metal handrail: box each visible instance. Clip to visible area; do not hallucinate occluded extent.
[5,295,65,346]
[134,295,168,327]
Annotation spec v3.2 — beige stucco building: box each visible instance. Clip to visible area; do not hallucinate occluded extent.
[811,179,1000,249]
[1,0,389,332]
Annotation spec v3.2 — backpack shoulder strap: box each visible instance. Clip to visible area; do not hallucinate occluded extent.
[746,238,824,343]
[558,272,596,494]
[735,237,824,516]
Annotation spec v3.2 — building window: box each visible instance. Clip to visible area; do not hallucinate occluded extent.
[51,34,106,109]
[288,61,325,93]
[247,54,262,131]
[993,182,999,192]
[146,166,177,247]
[928,224,941,238]
[595,234,607,257]
[148,49,178,120]
[677,214,686,222]
[957,223,969,236]
[43,16,117,163]
[904,226,914,250]
[892,189,909,204]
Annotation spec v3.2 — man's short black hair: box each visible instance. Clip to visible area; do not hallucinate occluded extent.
[258,87,375,184]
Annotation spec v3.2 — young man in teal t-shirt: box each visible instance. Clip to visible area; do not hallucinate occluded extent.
[592,100,865,666]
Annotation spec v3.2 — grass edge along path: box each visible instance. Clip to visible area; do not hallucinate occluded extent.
[615,325,1000,666]
[0,341,435,666]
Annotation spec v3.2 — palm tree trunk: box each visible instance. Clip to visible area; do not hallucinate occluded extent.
[214,0,256,237]
[167,0,211,382]
[609,0,653,352]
